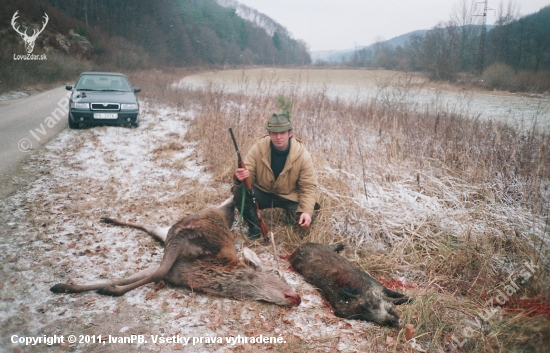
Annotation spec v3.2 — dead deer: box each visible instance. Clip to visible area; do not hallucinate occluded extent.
[50,197,301,307]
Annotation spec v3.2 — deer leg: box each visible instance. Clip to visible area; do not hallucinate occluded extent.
[95,240,185,296]
[50,266,159,294]
[101,216,170,243]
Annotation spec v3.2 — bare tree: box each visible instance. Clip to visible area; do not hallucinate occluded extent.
[487,1,521,69]
[420,22,462,81]
[496,0,519,26]
[450,0,481,72]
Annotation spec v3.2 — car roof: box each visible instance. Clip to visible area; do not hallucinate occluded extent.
[79,72,128,77]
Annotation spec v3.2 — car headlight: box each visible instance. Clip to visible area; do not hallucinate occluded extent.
[121,103,138,110]
[71,102,90,109]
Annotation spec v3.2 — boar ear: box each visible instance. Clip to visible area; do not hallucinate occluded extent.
[330,243,345,253]
[339,287,359,299]
[242,247,264,271]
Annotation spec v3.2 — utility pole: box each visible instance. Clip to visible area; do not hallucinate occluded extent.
[475,0,493,77]
[354,41,357,67]
[83,0,88,29]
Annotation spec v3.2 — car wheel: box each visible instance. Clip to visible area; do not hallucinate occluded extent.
[68,117,79,129]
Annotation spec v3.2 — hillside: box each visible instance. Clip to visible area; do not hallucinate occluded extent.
[310,30,429,63]
[312,4,550,89]
[0,0,310,93]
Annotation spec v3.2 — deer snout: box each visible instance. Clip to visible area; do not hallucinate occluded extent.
[284,290,301,307]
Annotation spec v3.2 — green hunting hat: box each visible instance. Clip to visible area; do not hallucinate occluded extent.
[266,113,292,132]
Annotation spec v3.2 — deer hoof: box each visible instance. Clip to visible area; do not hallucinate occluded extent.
[100,217,114,224]
[97,286,123,296]
[50,283,71,293]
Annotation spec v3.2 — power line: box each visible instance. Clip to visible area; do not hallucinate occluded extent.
[474,0,494,76]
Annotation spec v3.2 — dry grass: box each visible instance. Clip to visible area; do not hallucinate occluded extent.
[125,68,550,352]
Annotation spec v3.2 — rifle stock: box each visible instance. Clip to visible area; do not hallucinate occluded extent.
[229,128,269,242]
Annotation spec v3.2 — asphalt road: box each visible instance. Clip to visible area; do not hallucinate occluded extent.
[0,86,69,199]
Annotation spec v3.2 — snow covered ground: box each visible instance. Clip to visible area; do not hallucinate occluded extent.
[0,102,399,353]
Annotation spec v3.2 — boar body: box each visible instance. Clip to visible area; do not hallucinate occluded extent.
[291,243,410,327]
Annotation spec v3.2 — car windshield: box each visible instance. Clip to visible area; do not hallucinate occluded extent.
[75,74,133,92]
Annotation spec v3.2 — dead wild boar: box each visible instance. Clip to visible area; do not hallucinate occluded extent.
[290,243,411,327]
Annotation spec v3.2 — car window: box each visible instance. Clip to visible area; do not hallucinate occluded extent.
[75,75,132,91]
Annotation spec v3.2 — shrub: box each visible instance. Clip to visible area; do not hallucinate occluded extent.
[513,70,550,93]
[481,62,515,90]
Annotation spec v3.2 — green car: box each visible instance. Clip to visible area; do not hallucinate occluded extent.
[66,72,141,129]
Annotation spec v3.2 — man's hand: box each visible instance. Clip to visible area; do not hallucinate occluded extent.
[298,212,312,227]
[235,168,249,181]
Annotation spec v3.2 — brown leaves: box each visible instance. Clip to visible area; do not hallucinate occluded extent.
[145,291,158,301]
[80,246,108,257]
[205,315,224,332]
[316,312,338,325]
[171,292,186,299]
[405,323,416,341]
[84,297,95,308]
[154,281,166,291]
[174,312,185,320]
[243,328,263,337]
[228,307,242,320]
[281,317,295,325]
[339,321,352,330]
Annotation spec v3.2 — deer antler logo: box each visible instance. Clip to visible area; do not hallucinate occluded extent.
[11,11,49,54]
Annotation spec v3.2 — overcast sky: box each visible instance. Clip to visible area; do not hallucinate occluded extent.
[237,0,550,52]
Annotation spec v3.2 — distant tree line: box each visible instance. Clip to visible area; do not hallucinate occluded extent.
[341,2,550,86]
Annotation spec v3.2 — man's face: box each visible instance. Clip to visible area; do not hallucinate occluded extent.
[269,130,292,151]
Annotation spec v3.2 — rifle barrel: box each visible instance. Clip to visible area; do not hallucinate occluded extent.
[228,128,242,162]
[229,127,270,242]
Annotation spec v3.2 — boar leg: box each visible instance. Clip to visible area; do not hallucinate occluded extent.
[383,287,413,305]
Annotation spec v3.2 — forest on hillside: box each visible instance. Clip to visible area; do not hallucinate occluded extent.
[338,2,550,92]
[0,0,310,92]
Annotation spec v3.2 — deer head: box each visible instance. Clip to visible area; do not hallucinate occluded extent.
[11,11,49,54]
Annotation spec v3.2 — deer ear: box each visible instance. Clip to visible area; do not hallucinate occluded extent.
[242,247,264,271]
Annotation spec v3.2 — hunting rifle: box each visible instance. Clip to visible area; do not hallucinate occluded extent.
[229,128,269,242]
